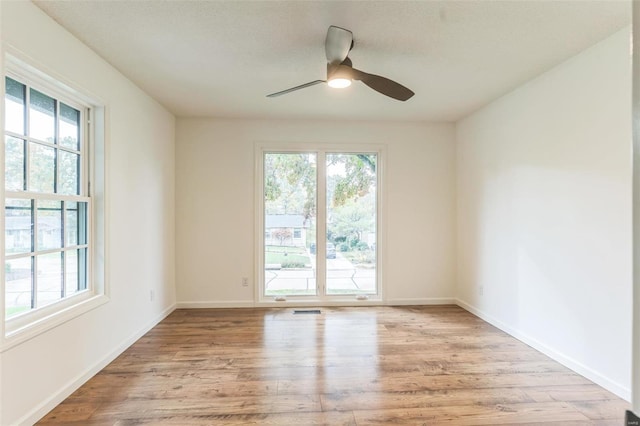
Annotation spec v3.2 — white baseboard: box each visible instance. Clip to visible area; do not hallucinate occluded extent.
[177,300,384,308]
[20,303,176,426]
[455,298,631,401]
[386,297,457,306]
[176,300,256,309]
[176,298,458,309]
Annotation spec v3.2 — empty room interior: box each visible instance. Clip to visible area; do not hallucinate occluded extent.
[1,0,639,424]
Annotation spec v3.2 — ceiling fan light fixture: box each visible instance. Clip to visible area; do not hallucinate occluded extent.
[327,78,352,89]
[266,26,414,101]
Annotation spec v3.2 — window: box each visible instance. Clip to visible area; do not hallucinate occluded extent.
[4,70,99,332]
[293,228,302,239]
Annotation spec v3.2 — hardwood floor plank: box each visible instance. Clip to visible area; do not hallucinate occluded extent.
[321,387,534,411]
[523,384,624,403]
[418,360,571,376]
[569,399,632,420]
[84,394,321,422]
[37,400,100,423]
[68,377,279,401]
[278,372,593,395]
[82,410,358,425]
[36,306,628,425]
[352,402,591,425]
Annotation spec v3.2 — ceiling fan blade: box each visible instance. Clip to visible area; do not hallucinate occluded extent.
[352,69,414,101]
[266,80,326,98]
[325,26,353,65]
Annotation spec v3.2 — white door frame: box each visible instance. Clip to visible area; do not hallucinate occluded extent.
[254,142,387,306]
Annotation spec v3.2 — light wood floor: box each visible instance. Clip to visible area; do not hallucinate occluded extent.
[38,306,629,425]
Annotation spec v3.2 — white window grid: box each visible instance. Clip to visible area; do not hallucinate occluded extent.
[4,73,92,316]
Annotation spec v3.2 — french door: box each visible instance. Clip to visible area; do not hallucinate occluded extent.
[259,148,380,301]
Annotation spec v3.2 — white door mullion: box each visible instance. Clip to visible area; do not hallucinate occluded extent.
[316,150,327,297]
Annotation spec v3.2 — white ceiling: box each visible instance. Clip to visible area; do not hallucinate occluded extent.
[34,0,630,122]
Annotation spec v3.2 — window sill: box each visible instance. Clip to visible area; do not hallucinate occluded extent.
[1,294,109,352]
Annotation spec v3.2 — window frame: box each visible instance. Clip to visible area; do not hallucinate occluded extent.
[254,143,386,305]
[2,55,108,345]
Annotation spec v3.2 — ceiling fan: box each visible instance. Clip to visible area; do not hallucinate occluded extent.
[267,26,415,101]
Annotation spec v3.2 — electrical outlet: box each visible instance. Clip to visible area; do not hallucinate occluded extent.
[150,289,154,301]
[479,286,484,296]
[242,277,249,287]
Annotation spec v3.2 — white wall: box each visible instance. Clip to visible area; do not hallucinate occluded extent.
[0,2,176,424]
[456,28,632,398]
[632,2,640,413]
[176,119,456,306]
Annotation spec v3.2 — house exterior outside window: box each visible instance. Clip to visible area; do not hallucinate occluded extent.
[264,214,309,248]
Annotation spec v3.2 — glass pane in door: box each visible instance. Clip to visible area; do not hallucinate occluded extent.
[264,153,317,296]
[326,153,377,295]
